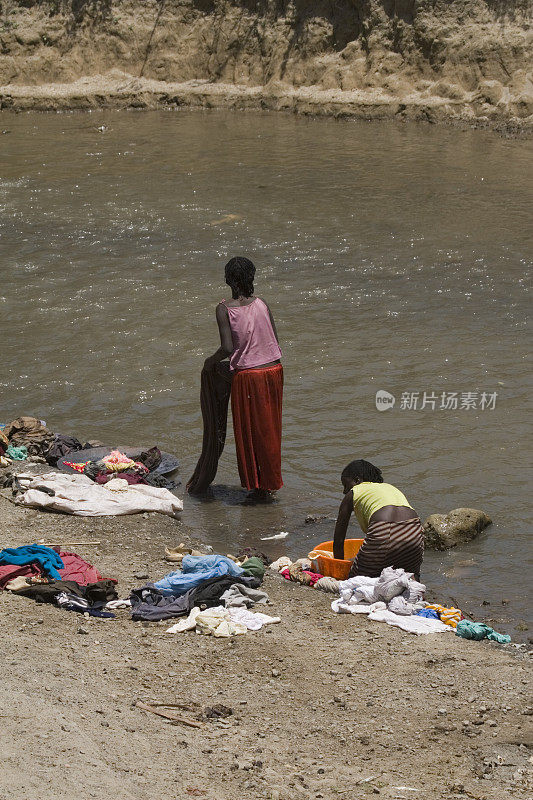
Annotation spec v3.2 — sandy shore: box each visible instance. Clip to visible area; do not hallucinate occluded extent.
[0,478,531,800]
[1,73,531,137]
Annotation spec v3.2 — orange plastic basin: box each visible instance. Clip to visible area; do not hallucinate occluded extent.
[314,539,364,580]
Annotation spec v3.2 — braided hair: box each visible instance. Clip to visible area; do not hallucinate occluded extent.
[225,256,255,299]
[342,459,383,483]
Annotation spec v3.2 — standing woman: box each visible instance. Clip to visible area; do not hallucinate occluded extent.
[203,257,283,497]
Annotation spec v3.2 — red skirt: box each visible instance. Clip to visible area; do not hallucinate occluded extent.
[231,364,283,491]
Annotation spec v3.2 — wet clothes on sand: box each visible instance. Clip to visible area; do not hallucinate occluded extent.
[455,620,511,643]
[11,578,117,605]
[43,434,85,466]
[154,555,245,597]
[70,447,177,490]
[331,568,426,614]
[239,557,266,581]
[55,593,115,618]
[187,362,232,494]
[15,472,182,517]
[349,517,424,580]
[165,605,279,636]
[424,603,464,628]
[281,564,323,587]
[0,549,103,589]
[220,583,269,608]
[0,545,64,580]
[5,445,28,460]
[231,363,283,492]
[130,575,261,622]
[2,416,53,456]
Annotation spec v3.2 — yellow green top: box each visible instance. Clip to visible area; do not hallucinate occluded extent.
[352,482,413,533]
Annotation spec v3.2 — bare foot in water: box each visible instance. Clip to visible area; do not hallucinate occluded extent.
[247,489,276,503]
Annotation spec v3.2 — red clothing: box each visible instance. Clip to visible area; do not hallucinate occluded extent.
[231,364,283,491]
[0,550,102,589]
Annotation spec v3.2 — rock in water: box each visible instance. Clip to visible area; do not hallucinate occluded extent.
[424,508,492,550]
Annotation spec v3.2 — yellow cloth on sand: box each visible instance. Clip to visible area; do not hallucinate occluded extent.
[425,603,463,628]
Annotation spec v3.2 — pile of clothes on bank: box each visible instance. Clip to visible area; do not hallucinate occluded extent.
[61,447,177,490]
[126,547,279,637]
[271,553,510,642]
[0,415,99,465]
[0,416,182,518]
[0,544,118,617]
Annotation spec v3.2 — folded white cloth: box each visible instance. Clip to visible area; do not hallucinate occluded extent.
[368,607,451,635]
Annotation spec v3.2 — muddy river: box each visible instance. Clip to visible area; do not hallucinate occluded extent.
[1,110,531,637]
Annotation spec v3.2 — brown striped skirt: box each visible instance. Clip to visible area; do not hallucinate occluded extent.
[349,517,424,580]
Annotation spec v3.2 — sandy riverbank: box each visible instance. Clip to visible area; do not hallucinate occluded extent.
[1,1,532,135]
[0,481,531,800]
[1,71,532,137]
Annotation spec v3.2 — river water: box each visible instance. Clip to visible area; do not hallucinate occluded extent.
[1,110,531,638]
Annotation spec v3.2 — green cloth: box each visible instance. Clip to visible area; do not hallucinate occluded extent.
[455,620,511,644]
[240,557,266,581]
[6,444,28,460]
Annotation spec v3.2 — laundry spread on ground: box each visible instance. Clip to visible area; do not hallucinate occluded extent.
[13,472,182,517]
[0,544,65,581]
[0,414,512,646]
[154,555,245,596]
[165,605,280,636]
[0,416,180,495]
[0,544,116,618]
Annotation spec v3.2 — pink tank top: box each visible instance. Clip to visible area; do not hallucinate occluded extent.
[224,297,282,372]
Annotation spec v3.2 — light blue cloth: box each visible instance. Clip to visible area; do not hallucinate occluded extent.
[154,555,245,597]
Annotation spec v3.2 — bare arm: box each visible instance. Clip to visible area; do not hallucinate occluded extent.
[204,303,233,370]
[266,303,280,345]
[333,492,354,559]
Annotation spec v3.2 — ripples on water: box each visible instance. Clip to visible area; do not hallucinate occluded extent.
[1,111,531,637]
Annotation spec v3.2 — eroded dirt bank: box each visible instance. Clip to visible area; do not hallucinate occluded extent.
[0,489,532,800]
[0,0,532,132]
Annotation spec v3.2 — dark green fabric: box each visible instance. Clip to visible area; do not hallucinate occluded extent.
[240,557,265,581]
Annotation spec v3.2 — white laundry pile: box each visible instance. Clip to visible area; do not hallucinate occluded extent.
[165,605,280,637]
[331,567,450,635]
[14,472,183,517]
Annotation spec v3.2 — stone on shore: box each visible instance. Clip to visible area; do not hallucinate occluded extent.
[424,508,492,550]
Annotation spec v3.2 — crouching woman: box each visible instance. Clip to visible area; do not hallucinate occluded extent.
[333,459,424,580]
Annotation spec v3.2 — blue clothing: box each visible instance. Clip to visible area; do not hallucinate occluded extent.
[416,609,440,620]
[154,555,244,597]
[0,544,64,580]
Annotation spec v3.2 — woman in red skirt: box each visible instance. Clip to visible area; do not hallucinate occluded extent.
[203,257,283,497]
